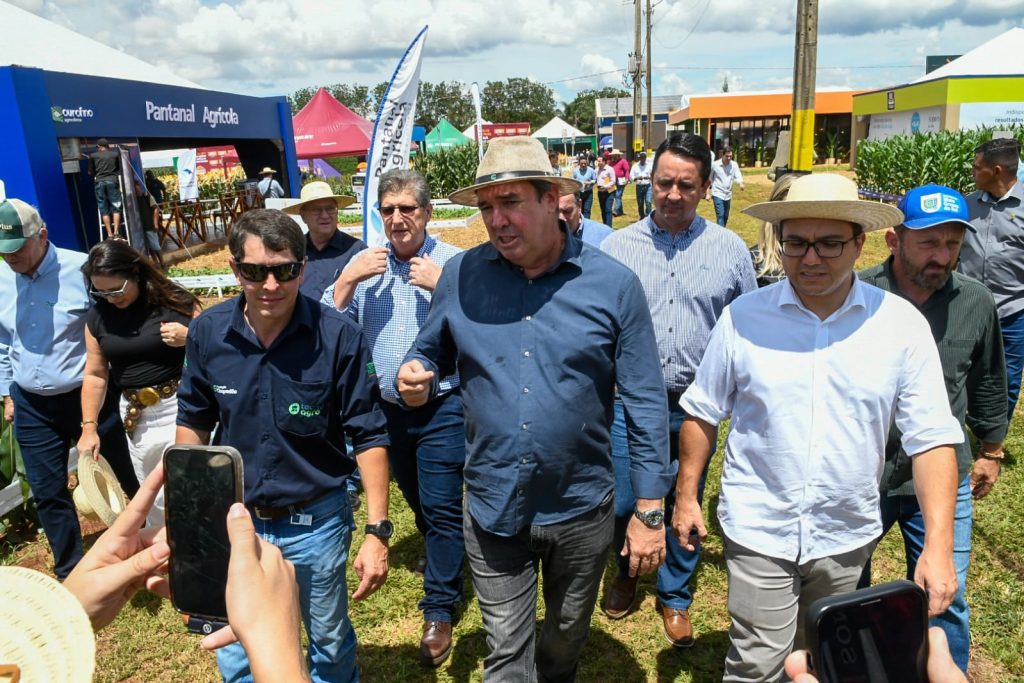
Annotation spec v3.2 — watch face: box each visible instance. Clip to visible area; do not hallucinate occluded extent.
[367,519,394,539]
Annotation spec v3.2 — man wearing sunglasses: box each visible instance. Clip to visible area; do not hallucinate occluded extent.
[283,181,365,301]
[322,169,465,666]
[175,209,391,682]
[673,174,963,680]
[0,198,138,580]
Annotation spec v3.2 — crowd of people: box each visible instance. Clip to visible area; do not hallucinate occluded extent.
[1,130,1020,682]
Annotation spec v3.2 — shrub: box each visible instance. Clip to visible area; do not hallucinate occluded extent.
[413,144,480,198]
[855,126,1024,196]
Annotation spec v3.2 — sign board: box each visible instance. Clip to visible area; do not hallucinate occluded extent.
[959,102,1024,130]
[886,91,896,111]
[868,107,942,140]
[480,123,531,142]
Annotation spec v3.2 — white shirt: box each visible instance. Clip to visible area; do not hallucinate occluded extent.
[709,159,743,200]
[630,161,652,185]
[680,277,963,563]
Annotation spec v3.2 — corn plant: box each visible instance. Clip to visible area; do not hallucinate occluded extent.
[413,143,481,198]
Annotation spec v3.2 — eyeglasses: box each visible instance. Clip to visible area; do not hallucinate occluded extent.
[89,280,129,300]
[235,261,303,283]
[379,205,420,217]
[780,237,857,259]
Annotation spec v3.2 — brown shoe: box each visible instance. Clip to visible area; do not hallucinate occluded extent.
[420,620,453,666]
[602,575,639,619]
[659,604,694,647]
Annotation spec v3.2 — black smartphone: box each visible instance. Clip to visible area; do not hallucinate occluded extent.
[163,445,244,633]
[805,580,929,683]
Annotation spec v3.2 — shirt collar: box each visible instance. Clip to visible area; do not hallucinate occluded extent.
[982,180,1024,204]
[306,229,350,254]
[647,212,706,240]
[228,290,315,347]
[21,242,58,281]
[778,271,866,319]
[879,255,957,308]
[482,221,581,272]
[387,233,434,263]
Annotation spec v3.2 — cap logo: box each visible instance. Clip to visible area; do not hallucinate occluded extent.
[919,193,942,214]
[0,223,16,232]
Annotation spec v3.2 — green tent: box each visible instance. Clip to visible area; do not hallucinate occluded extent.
[424,117,471,151]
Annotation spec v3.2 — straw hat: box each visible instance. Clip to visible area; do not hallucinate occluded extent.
[259,167,277,175]
[743,173,904,233]
[0,566,95,683]
[282,181,356,214]
[72,450,128,528]
[449,136,582,206]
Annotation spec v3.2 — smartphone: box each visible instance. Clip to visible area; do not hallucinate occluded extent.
[163,445,244,633]
[805,580,929,683]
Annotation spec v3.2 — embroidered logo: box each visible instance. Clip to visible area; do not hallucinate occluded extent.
[211,384,238,395]
[288,402,321,418]
[366,361,377,377]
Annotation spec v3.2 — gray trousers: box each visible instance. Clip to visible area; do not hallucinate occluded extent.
[463,495,614,683]
[723,534,876,683]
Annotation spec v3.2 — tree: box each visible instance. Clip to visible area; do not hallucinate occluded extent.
[288,84,375,117]
[481,78,557,130]
[561,87,630,134]
[416,81,474,130]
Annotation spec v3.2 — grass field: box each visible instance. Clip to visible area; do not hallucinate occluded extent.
[3,165,1022,682]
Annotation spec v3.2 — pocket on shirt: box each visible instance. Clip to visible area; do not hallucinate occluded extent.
[274,380,331,437]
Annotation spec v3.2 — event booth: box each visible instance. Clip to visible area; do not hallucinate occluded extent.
[0,65,297,252]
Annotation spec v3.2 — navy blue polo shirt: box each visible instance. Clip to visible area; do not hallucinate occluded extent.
[300,230,367,300]
[177,293,389,507]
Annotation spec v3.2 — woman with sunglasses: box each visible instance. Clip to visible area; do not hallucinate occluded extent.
[76,240,199,526]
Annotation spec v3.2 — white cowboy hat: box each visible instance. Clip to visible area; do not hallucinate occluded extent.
[259,167,277,175]
[282,181,356,214]
[72,450,128,528]
[742,173,904,233]
[0,566,96,683]
[449,136,582,207]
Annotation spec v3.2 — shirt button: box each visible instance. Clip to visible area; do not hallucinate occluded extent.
[667,357,673,363]
[261,433,269,441]
[522,387,529,394]
[521,423,528,430]
[669,299,673,304]
[668,327,673,333]
[521,458,528,464]
[523,351,530,357]
[518,488,524,495]
[527,280,533,285]
[670,272,675,277]
[525,315,532,321]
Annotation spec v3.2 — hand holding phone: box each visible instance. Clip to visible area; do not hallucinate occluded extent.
[163,445,244,633]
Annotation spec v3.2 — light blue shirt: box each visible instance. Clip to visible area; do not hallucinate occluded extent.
[572,166,597,191]
[575,218,613,247]
[0,244,92,397]
[321,234,462,403]
[601,214,757,391]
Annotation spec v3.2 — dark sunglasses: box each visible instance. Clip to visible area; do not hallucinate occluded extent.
[379,204,420,217]
[89,279,129,300]
[236,261,303,283]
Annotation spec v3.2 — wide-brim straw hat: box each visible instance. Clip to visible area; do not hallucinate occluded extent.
[449,136,582,206]
[72,450,128,528]
[282,181,356,214]
[259,166,277,175]
[743,173,904,233]
[0,566,96,683]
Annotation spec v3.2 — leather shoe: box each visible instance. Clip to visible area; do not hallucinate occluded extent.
[659,604,694,647]
[602,575,638,619]
[420,620,453,666]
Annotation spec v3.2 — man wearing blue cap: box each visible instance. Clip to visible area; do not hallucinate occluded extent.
[859,184,1008,673]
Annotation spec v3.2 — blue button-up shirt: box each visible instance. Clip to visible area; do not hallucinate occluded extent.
[572,165,597,192]
[321,234,462,403]
[0,244,92,397]
[299,230,367,300]
[177,294,389,507]
[404,226,674,536]
[601,214,757,392]
[575,218,614,247]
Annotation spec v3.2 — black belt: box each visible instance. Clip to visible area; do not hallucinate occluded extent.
[248,491,327,521]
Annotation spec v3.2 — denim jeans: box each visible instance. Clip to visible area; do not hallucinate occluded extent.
[635,185,651,218]
[216,489,358,683]
[464,495,614,683]
[580,190,594,220]
[11,383,137,579]
[611,395,713,610]
[381,390,465,621]
[1000,308,1024,419]
[598,190,614,227]
[613,185,625,214]
[94,177,122,216]
[712,197,731,227]
[858,475,973,673]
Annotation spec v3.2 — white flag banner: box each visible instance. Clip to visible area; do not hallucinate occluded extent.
[177,149,199,201]
[363,25,428,246]
[470,82,484,161]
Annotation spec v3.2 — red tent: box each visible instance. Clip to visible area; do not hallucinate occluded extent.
[292,88,374,159]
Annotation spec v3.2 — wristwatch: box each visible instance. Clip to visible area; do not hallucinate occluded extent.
[634,507,665,529]
[364,519,394,542]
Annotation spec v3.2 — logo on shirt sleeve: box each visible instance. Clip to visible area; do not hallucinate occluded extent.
[366,361,377,378]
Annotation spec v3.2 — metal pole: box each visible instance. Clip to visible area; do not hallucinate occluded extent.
[645,0,653,150]
[789,0,818,172]
[632,0,642,155]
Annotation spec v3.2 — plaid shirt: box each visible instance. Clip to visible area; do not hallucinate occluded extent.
[321,234,461,403]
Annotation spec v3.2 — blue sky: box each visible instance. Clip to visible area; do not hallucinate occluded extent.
[11,0,1024,104]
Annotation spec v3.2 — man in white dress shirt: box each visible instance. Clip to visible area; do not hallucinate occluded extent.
[672,174,963,681]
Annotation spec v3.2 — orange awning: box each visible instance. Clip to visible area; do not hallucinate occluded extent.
[669,90,862,124]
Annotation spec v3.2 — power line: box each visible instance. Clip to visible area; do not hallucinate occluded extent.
[543,63,919,84]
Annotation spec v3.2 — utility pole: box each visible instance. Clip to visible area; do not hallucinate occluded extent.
[630,0,643,156]
[789,0,818,172]
[645,0,652,150]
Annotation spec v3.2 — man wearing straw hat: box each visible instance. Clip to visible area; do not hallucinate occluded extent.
[283,180,366,300]
[257,166,284,200]
[673,173,964,680]
[397,136,674,681]
[0,197,139,580]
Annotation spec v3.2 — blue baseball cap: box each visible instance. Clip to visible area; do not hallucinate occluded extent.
[898,184,975,232]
